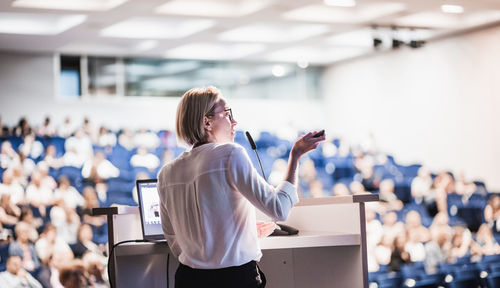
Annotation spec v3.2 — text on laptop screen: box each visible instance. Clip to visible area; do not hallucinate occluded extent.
[138,181,163,237]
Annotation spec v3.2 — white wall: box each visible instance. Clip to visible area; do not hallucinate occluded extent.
[0,52,325,140]
[322,25,500,190]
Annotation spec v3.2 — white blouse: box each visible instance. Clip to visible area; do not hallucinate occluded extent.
[157,142,298,269]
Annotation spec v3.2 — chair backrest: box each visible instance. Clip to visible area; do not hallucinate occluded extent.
[0,243,10,272]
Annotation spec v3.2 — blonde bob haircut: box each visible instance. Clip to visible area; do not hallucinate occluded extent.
[176,86,221,146]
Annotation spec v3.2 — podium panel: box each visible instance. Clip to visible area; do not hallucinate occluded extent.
[94,194,378,288]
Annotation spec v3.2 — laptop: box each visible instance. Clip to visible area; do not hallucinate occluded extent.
[136,179,165,241]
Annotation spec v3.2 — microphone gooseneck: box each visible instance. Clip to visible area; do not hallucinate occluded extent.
[245,131,266,181]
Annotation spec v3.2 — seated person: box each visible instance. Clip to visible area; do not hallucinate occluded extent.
[43,144,64,170]
[0,255,42,288]
[130,147,160,171]
[35,224,73,265]
[0,169,25,205]
[471,223,500,258]
[54,176,84,209]
[0,194,21,226]
[71,224,104,258]
[8,222,40,273]
[405,210,431,243]
[81,151,119,185]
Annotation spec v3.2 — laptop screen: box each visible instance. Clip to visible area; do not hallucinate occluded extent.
[136,179,164,240]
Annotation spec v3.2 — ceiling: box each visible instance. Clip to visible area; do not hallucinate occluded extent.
[1,0,500,65]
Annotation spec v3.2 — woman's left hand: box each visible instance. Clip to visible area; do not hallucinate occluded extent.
[257,221,276,238]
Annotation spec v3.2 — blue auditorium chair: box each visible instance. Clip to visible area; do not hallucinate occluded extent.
[58,166,84,191]
[375,272,402,288]
[481,254,500,264]
[255,131,277,149]
[48,136,66,157]
[109,145,133,170]
[487,272,500,288]
[0,243,9,272]
[6,136,23,151]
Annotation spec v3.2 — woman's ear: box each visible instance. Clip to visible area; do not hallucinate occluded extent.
[203,116,212,131]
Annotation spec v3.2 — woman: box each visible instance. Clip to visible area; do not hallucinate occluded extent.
[157,86,324,288]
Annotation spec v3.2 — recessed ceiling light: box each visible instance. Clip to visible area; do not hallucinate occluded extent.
[297,61,309,69]
[0,13,86,35]
[283,2,407,24]
[165,43,266,60]
[156,0,270,17]
[134,40,159,52]
[219,23,329,43]
[324,0,356,8]
[12,0,128,11]
[101,18,215,39]
[441,5,464,14]
[272,65,287,77]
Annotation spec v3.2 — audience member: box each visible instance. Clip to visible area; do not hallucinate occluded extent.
[43,144,64,170]
[50,200,80,245]
[381,211,405,244]
[96,126,116,148]
[79,187,105,228]
[0,255,42,288]
[309,179,326,198]
[18,132,44,160]
[332,183,350,196]
[58,116,74,138]
[117,128,135,150]
[0,141,21,169]
[58,261,87,288]
[449,225,472,260]
[35,224,73,265]
[378,179,403,212]
[36,116,56,137]
[25,171,55,214]
[64,129,93,166]
[429,212,453,242]
[0,194,21,226]
[389,233,410,272]
[130,146,160,171]
[0,169,25,205]
[14,117,32,138]
[54,176,84,209]
[8,222,40,273]
[471,223,500,258]
[71,224,104,258]
[424,229,451,274]
[405,210,431,243]
[411,166,433,204]
[82,252,108,287]
[485,195,500,233]
[133,128,160,150]
[81,151,119,185]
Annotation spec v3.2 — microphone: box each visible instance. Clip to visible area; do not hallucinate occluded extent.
[245,131,266,181]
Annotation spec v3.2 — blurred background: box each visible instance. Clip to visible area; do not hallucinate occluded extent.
[1,0,500,287]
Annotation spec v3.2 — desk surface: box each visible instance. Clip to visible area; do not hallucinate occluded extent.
[115,230,360,257]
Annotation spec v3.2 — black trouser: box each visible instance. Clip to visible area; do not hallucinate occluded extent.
[175,260,266,288]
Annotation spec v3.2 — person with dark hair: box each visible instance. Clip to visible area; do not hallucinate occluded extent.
[157,86,324,288]
[0,255,42,288]
[14,117,32,138]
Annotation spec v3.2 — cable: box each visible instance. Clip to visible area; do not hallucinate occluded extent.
[167,252,170,288]
[107,239,170,288]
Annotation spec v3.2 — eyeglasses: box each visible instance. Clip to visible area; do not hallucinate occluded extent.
[207,108,233,122]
